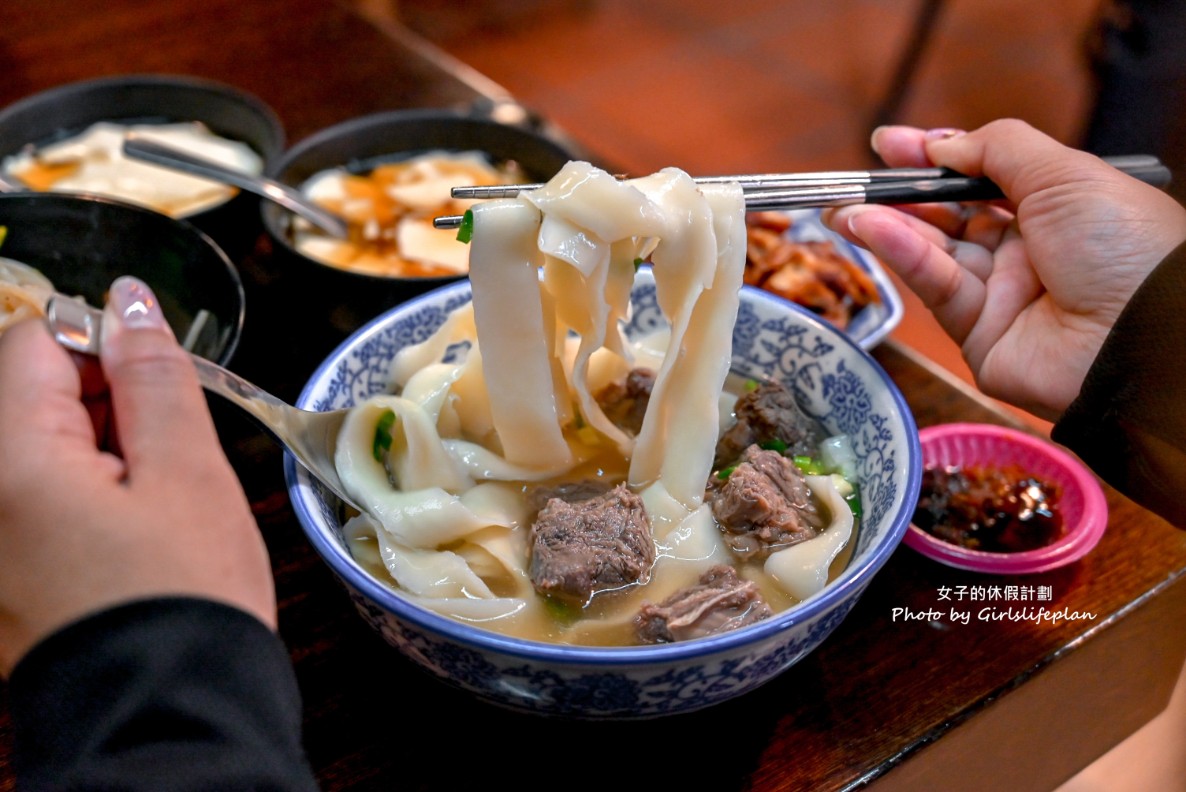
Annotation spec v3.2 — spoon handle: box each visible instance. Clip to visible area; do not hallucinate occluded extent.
[121,136,350,239]
[46,292,287,418]
[45,293,361,512]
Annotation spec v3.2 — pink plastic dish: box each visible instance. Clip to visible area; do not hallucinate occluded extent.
[904,423,1109,574]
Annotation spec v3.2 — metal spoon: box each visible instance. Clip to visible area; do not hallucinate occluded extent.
[121,135,350,238]
[46,293,363,513]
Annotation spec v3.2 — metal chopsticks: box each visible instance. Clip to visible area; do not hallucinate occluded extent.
[432,155,1169,230]
[448,165,990,199]
[745,161,1171,210]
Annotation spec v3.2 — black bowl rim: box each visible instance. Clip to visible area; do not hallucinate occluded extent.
[263,106,573,179]
[260,107,577,285]
[0,190,246,365]
[0,72,287,167]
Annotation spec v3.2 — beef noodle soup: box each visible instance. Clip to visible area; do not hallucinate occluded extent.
[333,162,859,646]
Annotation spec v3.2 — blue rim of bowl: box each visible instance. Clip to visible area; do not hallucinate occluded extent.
[285,279,922,665]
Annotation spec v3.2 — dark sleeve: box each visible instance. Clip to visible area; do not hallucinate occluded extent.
[7,597,320,792]
[1052,243,1186,528]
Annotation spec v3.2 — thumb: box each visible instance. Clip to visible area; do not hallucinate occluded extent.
[100,276,225,484]
[923,118,1115,202]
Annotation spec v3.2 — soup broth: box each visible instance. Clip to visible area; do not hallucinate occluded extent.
[345,384,860,647]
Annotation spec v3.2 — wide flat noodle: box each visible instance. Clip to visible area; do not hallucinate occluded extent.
[373,528,495,598]
[337,396,470,493]
[642,482,730,563]
[468,199,573,470]
[406,595,528,623]
[0,257,54,334]
[524,161,667,244]
[443,439,586,482]
[628,175,745,507]
[335,397,525,549]
[332,161,785,641]
[540,233,636,454]
[399,362,462,424]
[388,302,478,389]
[764,476,854,600]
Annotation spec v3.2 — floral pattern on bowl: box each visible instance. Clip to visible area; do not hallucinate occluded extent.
[286,270,921,719]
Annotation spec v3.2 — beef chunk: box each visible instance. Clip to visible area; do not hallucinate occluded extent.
[526,480,613,515]
[594,367,655,435]
[707,445,827,559]
[715,380,823,467]
[635,565,772,644]
[529,483,655,606]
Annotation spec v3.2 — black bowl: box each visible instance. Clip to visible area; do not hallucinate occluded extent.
[0,74,286,260]
[0,192,245,365]
[260,108,576,336]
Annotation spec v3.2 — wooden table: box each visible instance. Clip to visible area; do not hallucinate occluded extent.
[2,2,1185,790]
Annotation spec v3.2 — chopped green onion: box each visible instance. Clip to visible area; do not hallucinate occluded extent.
[759,437,788,454]
[844,485,863,520]
[717,465,737,480]
[743,379,760,392]
[543,595,582,624]
[372,409,397,461]
[793,455,825,475]
[456,209,474,244]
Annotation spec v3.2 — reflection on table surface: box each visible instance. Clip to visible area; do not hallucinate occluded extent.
[2,1,1185,790]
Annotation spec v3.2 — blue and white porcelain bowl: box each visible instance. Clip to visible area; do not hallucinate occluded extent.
[286,270,921,719]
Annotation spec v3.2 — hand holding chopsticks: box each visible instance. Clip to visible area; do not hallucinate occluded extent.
[822,120,1186,428]
[432,154,1170,229]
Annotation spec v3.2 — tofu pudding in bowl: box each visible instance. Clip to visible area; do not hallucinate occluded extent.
[287,161,921,717]
[260,109,576,334]
[292,149,529,279]
[0,74,285,257]
[2,120,264,219]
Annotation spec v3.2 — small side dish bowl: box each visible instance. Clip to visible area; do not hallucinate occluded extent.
[0,192,245,364]
[0,73,286,257]
[904,423,1109,575]
[286,273,922,719]
[752,209,904,350]
[260,109,576,329]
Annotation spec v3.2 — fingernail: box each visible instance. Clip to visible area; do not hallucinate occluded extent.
[869,126,888,156]
[842,205,873,237]
[101,276,172,354]
[846,213,870,240]
[925,128,965,140]
[107,276,166,330]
